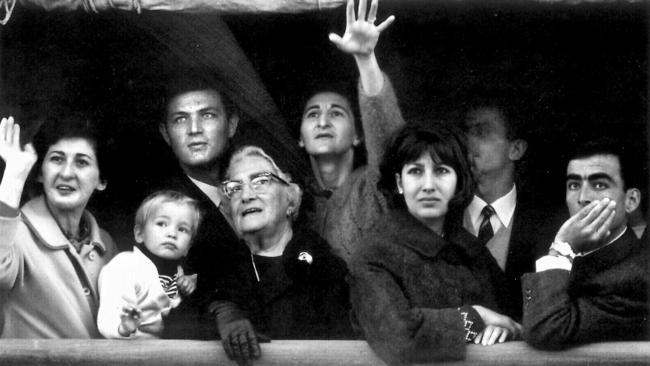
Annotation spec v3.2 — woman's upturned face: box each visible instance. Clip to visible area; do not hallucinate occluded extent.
[396,153,457,233]
[299,92,358,157]
[227,155,291,236]
[40,137,106,212]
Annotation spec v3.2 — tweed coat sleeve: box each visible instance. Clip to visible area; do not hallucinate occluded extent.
[522,241,650,349]
[359,73,406,169]
[349,244,467,365]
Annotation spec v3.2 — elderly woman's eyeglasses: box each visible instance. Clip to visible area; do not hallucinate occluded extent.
[222,171,289,199]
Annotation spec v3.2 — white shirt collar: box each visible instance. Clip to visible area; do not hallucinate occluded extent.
[188,176,224,208]
[467,184,517,230]
[188,176,238,234]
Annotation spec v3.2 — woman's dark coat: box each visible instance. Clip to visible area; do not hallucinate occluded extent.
[348,209,516,365]
[216,225,353,339]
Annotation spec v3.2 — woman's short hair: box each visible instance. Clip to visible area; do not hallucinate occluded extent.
[379,124,475,224]
[32,111,109,182]
[225,145,303,222]
[296,85,366,169]
[134,190,203,237]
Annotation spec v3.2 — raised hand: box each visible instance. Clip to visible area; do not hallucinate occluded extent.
[0,116,37,208]
[0,117,37,182]
[328,0,395,57]
[118,304,142,337]
[555,198,616,253]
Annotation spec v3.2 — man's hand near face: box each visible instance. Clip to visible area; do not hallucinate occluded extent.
[554,198,617,254]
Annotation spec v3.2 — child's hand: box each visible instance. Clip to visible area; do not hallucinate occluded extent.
[119,304,142,337]
[177,274,197,296]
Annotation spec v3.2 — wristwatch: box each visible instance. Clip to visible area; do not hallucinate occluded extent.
[549,240,576,261]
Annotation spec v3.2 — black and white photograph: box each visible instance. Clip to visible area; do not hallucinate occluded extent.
[0,0,648,364]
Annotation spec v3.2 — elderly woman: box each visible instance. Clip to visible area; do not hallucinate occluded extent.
[349,125,521,365]
[0,115,117,338]
[210,145,351,364]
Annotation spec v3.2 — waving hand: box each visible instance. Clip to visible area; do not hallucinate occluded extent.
[329,0,394,57]
[0,117,37,208]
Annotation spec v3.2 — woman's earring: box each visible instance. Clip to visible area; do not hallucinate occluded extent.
[397,188,404,194]
[287,208,294,217]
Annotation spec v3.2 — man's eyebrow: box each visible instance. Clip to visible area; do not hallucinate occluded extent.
[198,106,221,114]
[587,173,615,182]
[466,120,488,128]
[565,173,615,182]
[303,105,321,113]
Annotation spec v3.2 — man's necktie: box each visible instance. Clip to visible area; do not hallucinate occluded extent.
[478,205,496,245]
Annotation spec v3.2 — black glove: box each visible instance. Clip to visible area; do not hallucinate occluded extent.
[212,301,263,366]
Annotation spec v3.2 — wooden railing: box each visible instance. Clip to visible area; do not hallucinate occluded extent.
[0,340,649,365]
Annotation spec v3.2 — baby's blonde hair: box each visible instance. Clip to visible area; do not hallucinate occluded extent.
[134,190,202,237]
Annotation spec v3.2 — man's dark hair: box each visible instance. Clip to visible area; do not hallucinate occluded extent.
[161,70,239,122]
[462,85,532,142]
[566,137,641,191]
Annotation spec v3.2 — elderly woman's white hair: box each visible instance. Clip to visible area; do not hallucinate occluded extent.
[226,145,303,221]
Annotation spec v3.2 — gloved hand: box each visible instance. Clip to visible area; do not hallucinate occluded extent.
[213,301,264,366]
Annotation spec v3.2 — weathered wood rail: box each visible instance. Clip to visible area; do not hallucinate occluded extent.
[0,340,649,365]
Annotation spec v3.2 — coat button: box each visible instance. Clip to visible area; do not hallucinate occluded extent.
[88,252,97,261]
[82,287,91,296]
[525,289,532,294]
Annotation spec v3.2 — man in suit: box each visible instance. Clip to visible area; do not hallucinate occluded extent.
[522,138,649,349]
[154,73,244,338]
[462,100,557,320]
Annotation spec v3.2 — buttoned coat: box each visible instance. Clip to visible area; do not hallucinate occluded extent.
[348,209,513,365]
[0,196,117,338]
[522,228,650,349]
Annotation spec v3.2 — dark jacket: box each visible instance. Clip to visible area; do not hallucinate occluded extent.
[348,209,514,365]
[215,226,353,339]
[522,227,650,349]
[503,191,563,320]
[147,172,245,339]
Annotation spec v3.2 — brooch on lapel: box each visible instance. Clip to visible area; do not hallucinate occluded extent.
[298,252,313,265]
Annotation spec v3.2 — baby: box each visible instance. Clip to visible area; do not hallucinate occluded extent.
[97,190,202,338]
